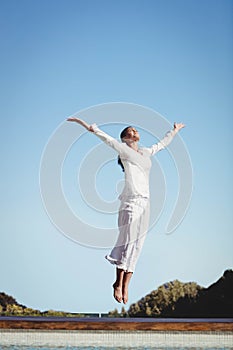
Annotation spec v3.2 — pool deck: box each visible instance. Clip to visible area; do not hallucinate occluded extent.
[0,317,232,331]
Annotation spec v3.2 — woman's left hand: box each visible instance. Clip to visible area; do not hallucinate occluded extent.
[174,122,185,131]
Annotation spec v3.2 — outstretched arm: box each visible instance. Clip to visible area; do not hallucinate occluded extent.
[67,117,126,155]
[67,117,95,132]
[149,122,185,155]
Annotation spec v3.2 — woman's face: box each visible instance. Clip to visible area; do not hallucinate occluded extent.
[124,127,140,141]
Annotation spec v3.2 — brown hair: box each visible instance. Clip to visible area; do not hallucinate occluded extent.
[120,126,132,139]
[118,126,132,172]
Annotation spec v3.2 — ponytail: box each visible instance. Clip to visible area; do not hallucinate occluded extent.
[117,126,132,172]
[118,156,125,172]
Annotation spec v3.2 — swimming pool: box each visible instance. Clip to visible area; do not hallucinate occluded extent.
[0,329,233,349]
[0,347,233,350]
[0,317,232,349]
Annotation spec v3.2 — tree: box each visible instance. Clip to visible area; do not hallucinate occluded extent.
[128,280,201,317]
[108,308,120,317]
[0,292,19,309]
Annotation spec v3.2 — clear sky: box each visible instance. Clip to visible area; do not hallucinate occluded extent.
[0,0,232,313]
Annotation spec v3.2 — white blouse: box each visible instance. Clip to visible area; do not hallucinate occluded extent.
[91,124,177,200]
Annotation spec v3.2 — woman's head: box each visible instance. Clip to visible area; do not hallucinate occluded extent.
[120,126,140,142]
[118,126,140,172]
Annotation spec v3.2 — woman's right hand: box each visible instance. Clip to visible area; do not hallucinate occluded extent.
[67,117,94,132]
[67,117,81,123]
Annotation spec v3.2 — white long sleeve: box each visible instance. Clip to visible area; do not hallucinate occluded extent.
[91,123,126,155]
[146,129,178,156]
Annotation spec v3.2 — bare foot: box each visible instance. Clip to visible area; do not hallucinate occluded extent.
[122,285,128,304]
[113,283,122,303]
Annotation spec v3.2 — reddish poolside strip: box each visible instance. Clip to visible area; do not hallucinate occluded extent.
[0,317,232,331]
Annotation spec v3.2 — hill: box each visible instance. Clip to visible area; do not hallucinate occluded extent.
[1,270,232,317]
[0,292,23,309]
[0,292,83,317]
[125,269,233,318]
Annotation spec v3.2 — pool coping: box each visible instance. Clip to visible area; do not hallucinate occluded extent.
[0,317,232,331]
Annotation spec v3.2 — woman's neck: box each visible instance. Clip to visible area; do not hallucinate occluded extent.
[124,140,138,151]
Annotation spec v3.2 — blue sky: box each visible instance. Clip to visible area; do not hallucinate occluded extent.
[0,0,232,313]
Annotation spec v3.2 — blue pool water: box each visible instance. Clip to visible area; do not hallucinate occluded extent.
[0,347,233,350]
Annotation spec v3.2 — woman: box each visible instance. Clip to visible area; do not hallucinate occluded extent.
[67,117,185,304]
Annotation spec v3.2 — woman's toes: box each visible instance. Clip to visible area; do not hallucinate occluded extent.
[113,285,122,303]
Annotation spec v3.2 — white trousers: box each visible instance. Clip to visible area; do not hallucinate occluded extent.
[105,197,150,272]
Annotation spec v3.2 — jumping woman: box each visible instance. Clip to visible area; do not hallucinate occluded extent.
[67,117,185,304]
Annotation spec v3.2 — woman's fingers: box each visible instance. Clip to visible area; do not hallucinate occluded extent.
[174,122,185,130]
